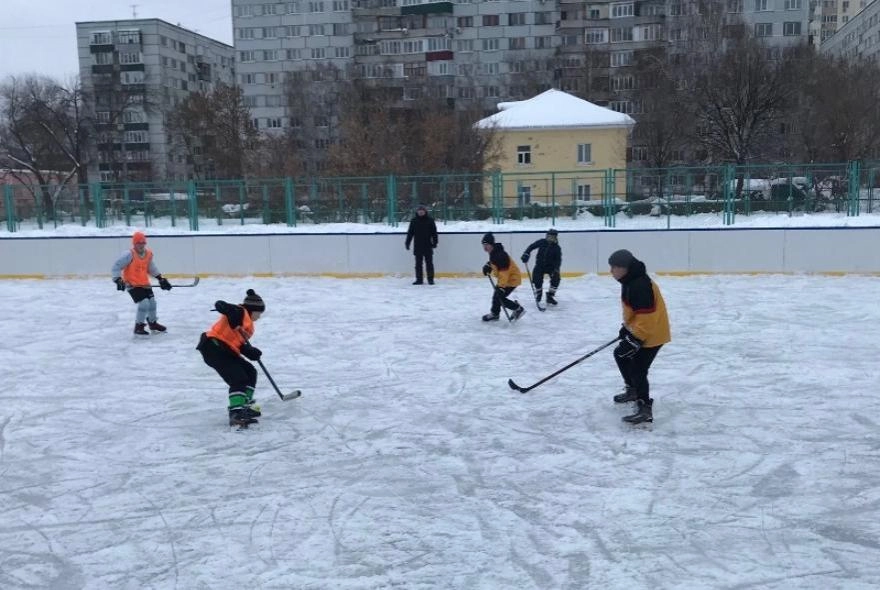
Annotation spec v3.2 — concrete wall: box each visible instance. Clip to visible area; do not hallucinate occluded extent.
[1,227,879,278]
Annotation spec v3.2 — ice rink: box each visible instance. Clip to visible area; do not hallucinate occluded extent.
[2,273,879,589]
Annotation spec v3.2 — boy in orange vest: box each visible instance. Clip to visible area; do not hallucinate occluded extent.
[196,289,266,428]
[111,231,172,335]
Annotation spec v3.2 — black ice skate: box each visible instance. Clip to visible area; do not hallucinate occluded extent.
[134,322,149,336]
[546,291,558,305]
[510,305,526,322]
[482,312,500,322]
[622,399,653,424]
[229,407,260,428]
[613,386,637,403]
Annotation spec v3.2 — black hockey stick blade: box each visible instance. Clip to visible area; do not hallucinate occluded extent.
[152,276,200,288]
[280,390,302,401]
[508,378,528,393]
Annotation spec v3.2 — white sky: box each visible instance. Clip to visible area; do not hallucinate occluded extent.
[0,0,232,82]
[2,273,879,588]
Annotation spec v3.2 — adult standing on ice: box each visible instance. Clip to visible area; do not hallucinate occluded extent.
[111,231,172,335]
[404,204,438,285]
[608,249,670,424]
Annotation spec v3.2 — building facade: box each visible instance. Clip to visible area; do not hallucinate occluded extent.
[76,19,235,182]
[818,0,879,58]
[232,0,816,131]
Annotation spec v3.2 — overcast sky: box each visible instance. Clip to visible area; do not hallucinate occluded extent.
[0,0,233,82]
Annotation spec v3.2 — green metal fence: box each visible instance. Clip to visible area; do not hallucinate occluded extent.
[2,162,878,232]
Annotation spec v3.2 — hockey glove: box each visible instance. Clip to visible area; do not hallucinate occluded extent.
[157,275,172,291]
[113,277,126,291]
[482,263,492,276]
[240,343,262,361]
[521,253,530,263]
[214,300,244,328]
[614,327,642,359]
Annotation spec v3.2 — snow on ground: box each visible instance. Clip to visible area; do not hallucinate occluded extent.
[2,274,879,589]
[4,210,880,238]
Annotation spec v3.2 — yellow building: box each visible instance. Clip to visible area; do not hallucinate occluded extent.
[476,89,635,209]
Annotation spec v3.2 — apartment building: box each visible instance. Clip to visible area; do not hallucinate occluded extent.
[819,0,880,58]
[233,1,815,130]
[76,19,235,181]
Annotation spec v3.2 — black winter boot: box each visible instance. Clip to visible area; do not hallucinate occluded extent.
[134,322,149,336]
[148,321,166,333]
[482,312,500,322]
[613,386,637,403]
[622,399,653,424]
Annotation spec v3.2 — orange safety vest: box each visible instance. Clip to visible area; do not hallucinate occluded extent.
[122,248,153,287]
[206,308,255,355]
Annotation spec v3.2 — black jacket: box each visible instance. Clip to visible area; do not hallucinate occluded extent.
[522,238,562,271]
[405,214,438,254]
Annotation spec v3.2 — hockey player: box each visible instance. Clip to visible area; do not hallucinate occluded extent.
[480,232,525,322]
[521,228,563,305]
[196,289,266,428]
[111,231,172,335]
[608,249,670,424]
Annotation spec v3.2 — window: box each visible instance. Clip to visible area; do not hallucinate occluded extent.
[609,100,633,114]
[457,16,473,27]
[610,27,633,42]
[509,37,526,49]
[783,21,801,35]
[535,12,553,25]
[482,15,500,26]
[482,38,500,51]
[119,51,142,64]
[117,30,141,44]
[262,50,278,61]
[577,143,592,164]
[610,50,633,67]
[121,71,144,84]
[90,31,112,44]
[585,28,607,44]
[509,13,526,26]
[517,145,531,165]
[754,0,768,10]
[335,46,350,58]
[535,36,553,49]
[611,75,634,91]
[784,0,802,8]
[333,23,348,35]
[239,50,255,62]
[122,110,143,123]
[309,24,326,36]
[94,52,113,65]
[577,184,591,200]
[727,0,743,11]
[311,48,326,59]
[333,0,349,10]
[241,73,256,84]
[517,184,531,206]
[123,130,148,143]
[611,2,634,18]
[588,8,600,19]
[309,1,324,11]
[755,22,773,37]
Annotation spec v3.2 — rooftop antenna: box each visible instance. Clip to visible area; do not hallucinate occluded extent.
[130,4,138,18]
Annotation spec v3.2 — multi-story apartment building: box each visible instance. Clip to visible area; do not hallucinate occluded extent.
[819,0,880,59]
[233,0,814,124]
[76,19,235,182]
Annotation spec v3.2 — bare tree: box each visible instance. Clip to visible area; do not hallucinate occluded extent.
[168,83,258,179]
[0,75,93,215]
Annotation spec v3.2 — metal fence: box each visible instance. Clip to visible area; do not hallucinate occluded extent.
[2,162,878,233]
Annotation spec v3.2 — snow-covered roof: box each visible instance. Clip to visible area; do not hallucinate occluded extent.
[476,89,636,131]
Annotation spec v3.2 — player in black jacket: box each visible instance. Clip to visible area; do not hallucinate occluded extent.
[521,228,562,305]
[404,205,439,285]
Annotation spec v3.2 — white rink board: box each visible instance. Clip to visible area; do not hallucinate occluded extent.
[1,227,879,277]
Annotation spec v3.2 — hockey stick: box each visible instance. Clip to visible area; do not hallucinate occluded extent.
[255,356,302,401]
[151,277,200,288]
[524,261,546,312]
[237,330,301,401]
[508,337,621,393]
[487,275,512,322]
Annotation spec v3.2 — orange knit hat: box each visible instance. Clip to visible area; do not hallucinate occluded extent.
[132,231,147,245]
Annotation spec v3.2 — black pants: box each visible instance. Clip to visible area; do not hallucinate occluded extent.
[531,265,560,291]
[615,344,662,403]
[196,333,257,394]
[491,286,519,314]
[414,250,434,282]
